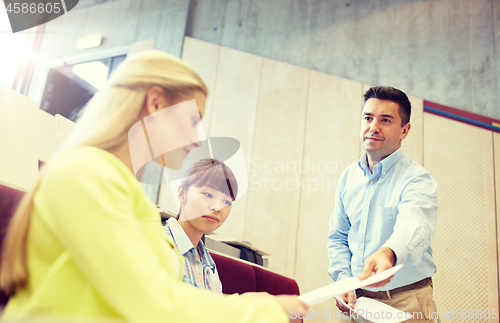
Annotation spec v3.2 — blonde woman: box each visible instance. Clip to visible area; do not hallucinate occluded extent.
[0,50,307,323]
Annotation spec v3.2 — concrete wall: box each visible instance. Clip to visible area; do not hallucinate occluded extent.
[186,0,500,120]
[29,0,499,119]
[38,0,190,58]
[26,0,190,103]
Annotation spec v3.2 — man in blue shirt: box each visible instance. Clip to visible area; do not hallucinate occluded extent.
[327,86,438,323]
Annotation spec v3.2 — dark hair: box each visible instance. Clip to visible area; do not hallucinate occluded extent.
[363,86,411,126]
[180,158,238,201]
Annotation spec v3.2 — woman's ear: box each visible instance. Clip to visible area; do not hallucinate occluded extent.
[142,86,168,116]
[178,185,186,204]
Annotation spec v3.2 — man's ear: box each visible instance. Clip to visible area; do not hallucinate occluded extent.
[401,122,411,140]
[142,86,167,116]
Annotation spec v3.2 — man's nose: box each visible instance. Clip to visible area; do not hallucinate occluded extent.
[369,120,381,133]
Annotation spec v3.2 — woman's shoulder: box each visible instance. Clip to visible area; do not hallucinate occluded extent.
[61,146,125,167]
[40,146,135,193]
[58,145,127,172]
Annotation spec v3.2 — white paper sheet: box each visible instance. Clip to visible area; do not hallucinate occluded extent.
[298,264,403,306]
[334,296,408,323]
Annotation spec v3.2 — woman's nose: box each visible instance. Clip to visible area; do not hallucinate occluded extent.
[191,128,202,147]
[210,201,224,213]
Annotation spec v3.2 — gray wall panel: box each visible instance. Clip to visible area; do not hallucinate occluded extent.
[187,0,500,120]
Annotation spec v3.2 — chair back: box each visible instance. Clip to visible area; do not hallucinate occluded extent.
[0,184,25,306]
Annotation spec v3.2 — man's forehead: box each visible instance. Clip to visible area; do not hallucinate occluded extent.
[362,99,400,115]
[363,111,395,118]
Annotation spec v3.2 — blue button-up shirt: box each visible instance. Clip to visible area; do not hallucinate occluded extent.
[164,217,222,293]
[327,148,437,291]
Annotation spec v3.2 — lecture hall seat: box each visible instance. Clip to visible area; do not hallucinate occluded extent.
[0,183,25,307]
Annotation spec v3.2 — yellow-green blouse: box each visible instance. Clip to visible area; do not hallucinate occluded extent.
[3,146,286,323]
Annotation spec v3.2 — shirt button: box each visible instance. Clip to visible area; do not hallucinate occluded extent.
[362,225,365,229]
[359,247,362,250]
[382,172,386,175]
[365,203,369,206]
[358,267,363,271]
[370,181,374,184]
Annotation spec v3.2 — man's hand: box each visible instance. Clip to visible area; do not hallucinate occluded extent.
[358,247,396,288]
[336,290,356,313]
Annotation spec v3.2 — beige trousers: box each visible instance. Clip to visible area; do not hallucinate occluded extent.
[339,284,437,323]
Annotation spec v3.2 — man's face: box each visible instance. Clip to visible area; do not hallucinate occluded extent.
[360,98,410,160]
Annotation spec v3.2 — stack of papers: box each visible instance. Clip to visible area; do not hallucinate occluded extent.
[334,296,407,323]
[299,264,403,306]
[298,265,409,322]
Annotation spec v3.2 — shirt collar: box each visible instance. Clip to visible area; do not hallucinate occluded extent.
[165,217,196,255]
[358,153,371,176]
[165,219,216,270]
[197,239,217,270]
[358,147,405,175]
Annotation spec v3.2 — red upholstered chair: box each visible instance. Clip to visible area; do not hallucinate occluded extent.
[0,184,25,307]
[253,265,300,296]
[210,251,300,296]
[210,252,257,294]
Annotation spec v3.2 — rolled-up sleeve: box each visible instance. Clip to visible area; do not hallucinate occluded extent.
[382,172,438,266]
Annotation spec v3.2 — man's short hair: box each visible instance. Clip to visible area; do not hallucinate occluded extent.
[363,86,411,126]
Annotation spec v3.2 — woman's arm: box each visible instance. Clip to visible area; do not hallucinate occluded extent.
[37,149,289,323]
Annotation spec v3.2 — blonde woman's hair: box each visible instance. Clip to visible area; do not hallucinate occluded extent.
[0,50,207,294]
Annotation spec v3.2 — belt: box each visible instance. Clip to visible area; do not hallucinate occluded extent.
[355,277,432,300]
